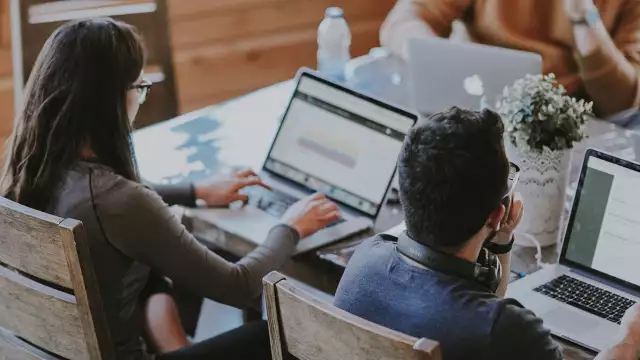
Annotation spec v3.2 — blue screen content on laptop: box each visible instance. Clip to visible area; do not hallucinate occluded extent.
[264,76,414,216]
[565,156,640,286]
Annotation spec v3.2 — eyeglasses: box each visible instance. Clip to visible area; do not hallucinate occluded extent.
[129,79,152,105]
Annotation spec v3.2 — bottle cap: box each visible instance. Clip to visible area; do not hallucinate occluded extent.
[325,7,344,18]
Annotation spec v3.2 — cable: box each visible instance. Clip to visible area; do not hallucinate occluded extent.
[515,231,555,269]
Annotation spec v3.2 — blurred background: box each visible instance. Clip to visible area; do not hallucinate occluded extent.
[0,0,396,152]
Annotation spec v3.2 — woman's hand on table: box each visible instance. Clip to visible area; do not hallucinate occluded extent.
[282,193,341,238]
[194,169,270,207]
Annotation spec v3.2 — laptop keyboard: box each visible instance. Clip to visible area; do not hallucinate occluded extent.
[534,275,636,325]
[247,187,298,217]
[245,187,346,228]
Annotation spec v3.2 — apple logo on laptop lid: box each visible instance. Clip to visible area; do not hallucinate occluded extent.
[463,74,484,97]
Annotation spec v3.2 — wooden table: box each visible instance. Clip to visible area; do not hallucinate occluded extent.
[133,53,640,360]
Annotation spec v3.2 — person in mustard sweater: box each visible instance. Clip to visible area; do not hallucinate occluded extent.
[381,0,640,119]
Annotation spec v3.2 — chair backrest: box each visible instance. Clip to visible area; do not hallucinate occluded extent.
[263,272,442,360]
[0,196,114,359]
[10,0,178,128]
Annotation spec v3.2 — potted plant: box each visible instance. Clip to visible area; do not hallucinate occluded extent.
[498,73,593,247]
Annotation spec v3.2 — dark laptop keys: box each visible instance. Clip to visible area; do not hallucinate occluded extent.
[325,218,346,228]
[534,275,636,324]
[241,186,346,229]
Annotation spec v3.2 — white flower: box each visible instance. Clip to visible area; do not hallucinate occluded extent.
[497,73,593,152]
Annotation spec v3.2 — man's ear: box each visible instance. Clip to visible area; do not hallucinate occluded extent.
[486,204,506,231]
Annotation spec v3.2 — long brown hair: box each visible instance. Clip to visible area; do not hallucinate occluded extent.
[1,18,145,211]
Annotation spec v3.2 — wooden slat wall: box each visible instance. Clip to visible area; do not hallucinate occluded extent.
[0,0,394,153]
[167,0,393,112]
[0,0,12,150]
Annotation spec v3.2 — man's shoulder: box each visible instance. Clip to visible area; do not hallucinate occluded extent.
[360,233,398,248]
[349,234,398,265]
[489,299,562,359]
[358,233,399,250]
[334,234,404,316]
[491,298,546,332]
[337,234,397,289]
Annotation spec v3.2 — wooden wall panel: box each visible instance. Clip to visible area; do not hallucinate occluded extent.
[168,0,393,112]
[0,76,13,134]
[0,0,11,147]
[0,0,394,153]
[175,19,383,111]
[169,0,389,50]
[167,0,283,20]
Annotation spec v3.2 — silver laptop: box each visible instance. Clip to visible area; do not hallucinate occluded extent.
[205,70,417,255]
[407,38,542,116]
[508,149,640,352]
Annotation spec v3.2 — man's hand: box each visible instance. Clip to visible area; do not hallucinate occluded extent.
[193,169,270,207]
[596,304,640,360]
[563,0,596,21]
[619,304,640,350]
[493,193,524,245]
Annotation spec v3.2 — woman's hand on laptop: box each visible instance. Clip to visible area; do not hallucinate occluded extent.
[193,169,271,207]
[282,193,341,238]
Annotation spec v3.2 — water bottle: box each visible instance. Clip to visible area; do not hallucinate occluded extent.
[317,7,351,82]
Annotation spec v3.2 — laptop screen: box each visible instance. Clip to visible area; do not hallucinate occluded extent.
[563,154,640,287]
[264,73,416,216]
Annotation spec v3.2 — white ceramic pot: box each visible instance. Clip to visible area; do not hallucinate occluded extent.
[505,141,571,247]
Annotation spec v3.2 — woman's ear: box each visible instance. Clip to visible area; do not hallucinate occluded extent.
[486,204,506,231]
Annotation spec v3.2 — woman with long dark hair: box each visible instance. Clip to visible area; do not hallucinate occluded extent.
[1,18,340,359]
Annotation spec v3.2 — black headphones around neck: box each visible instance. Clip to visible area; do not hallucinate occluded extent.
[395,231,502,292]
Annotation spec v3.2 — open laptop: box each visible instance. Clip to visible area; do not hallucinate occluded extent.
[407,38,542,116]
[508,149,640,352]
[202,69,417,255]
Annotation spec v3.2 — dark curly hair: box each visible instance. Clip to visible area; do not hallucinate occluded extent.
[398,106,509,251]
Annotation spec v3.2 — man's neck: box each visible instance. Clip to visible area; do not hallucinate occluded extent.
[455,239,484,263]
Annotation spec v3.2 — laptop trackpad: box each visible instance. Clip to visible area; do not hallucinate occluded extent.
[543,307,603,336]
[190,206,279,246]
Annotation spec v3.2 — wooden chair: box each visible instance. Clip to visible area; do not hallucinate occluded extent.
[10,0,178,128]
[263,271,442,360]
[0,196,114,359]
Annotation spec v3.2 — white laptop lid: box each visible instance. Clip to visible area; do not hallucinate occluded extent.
[408,38,542,115]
